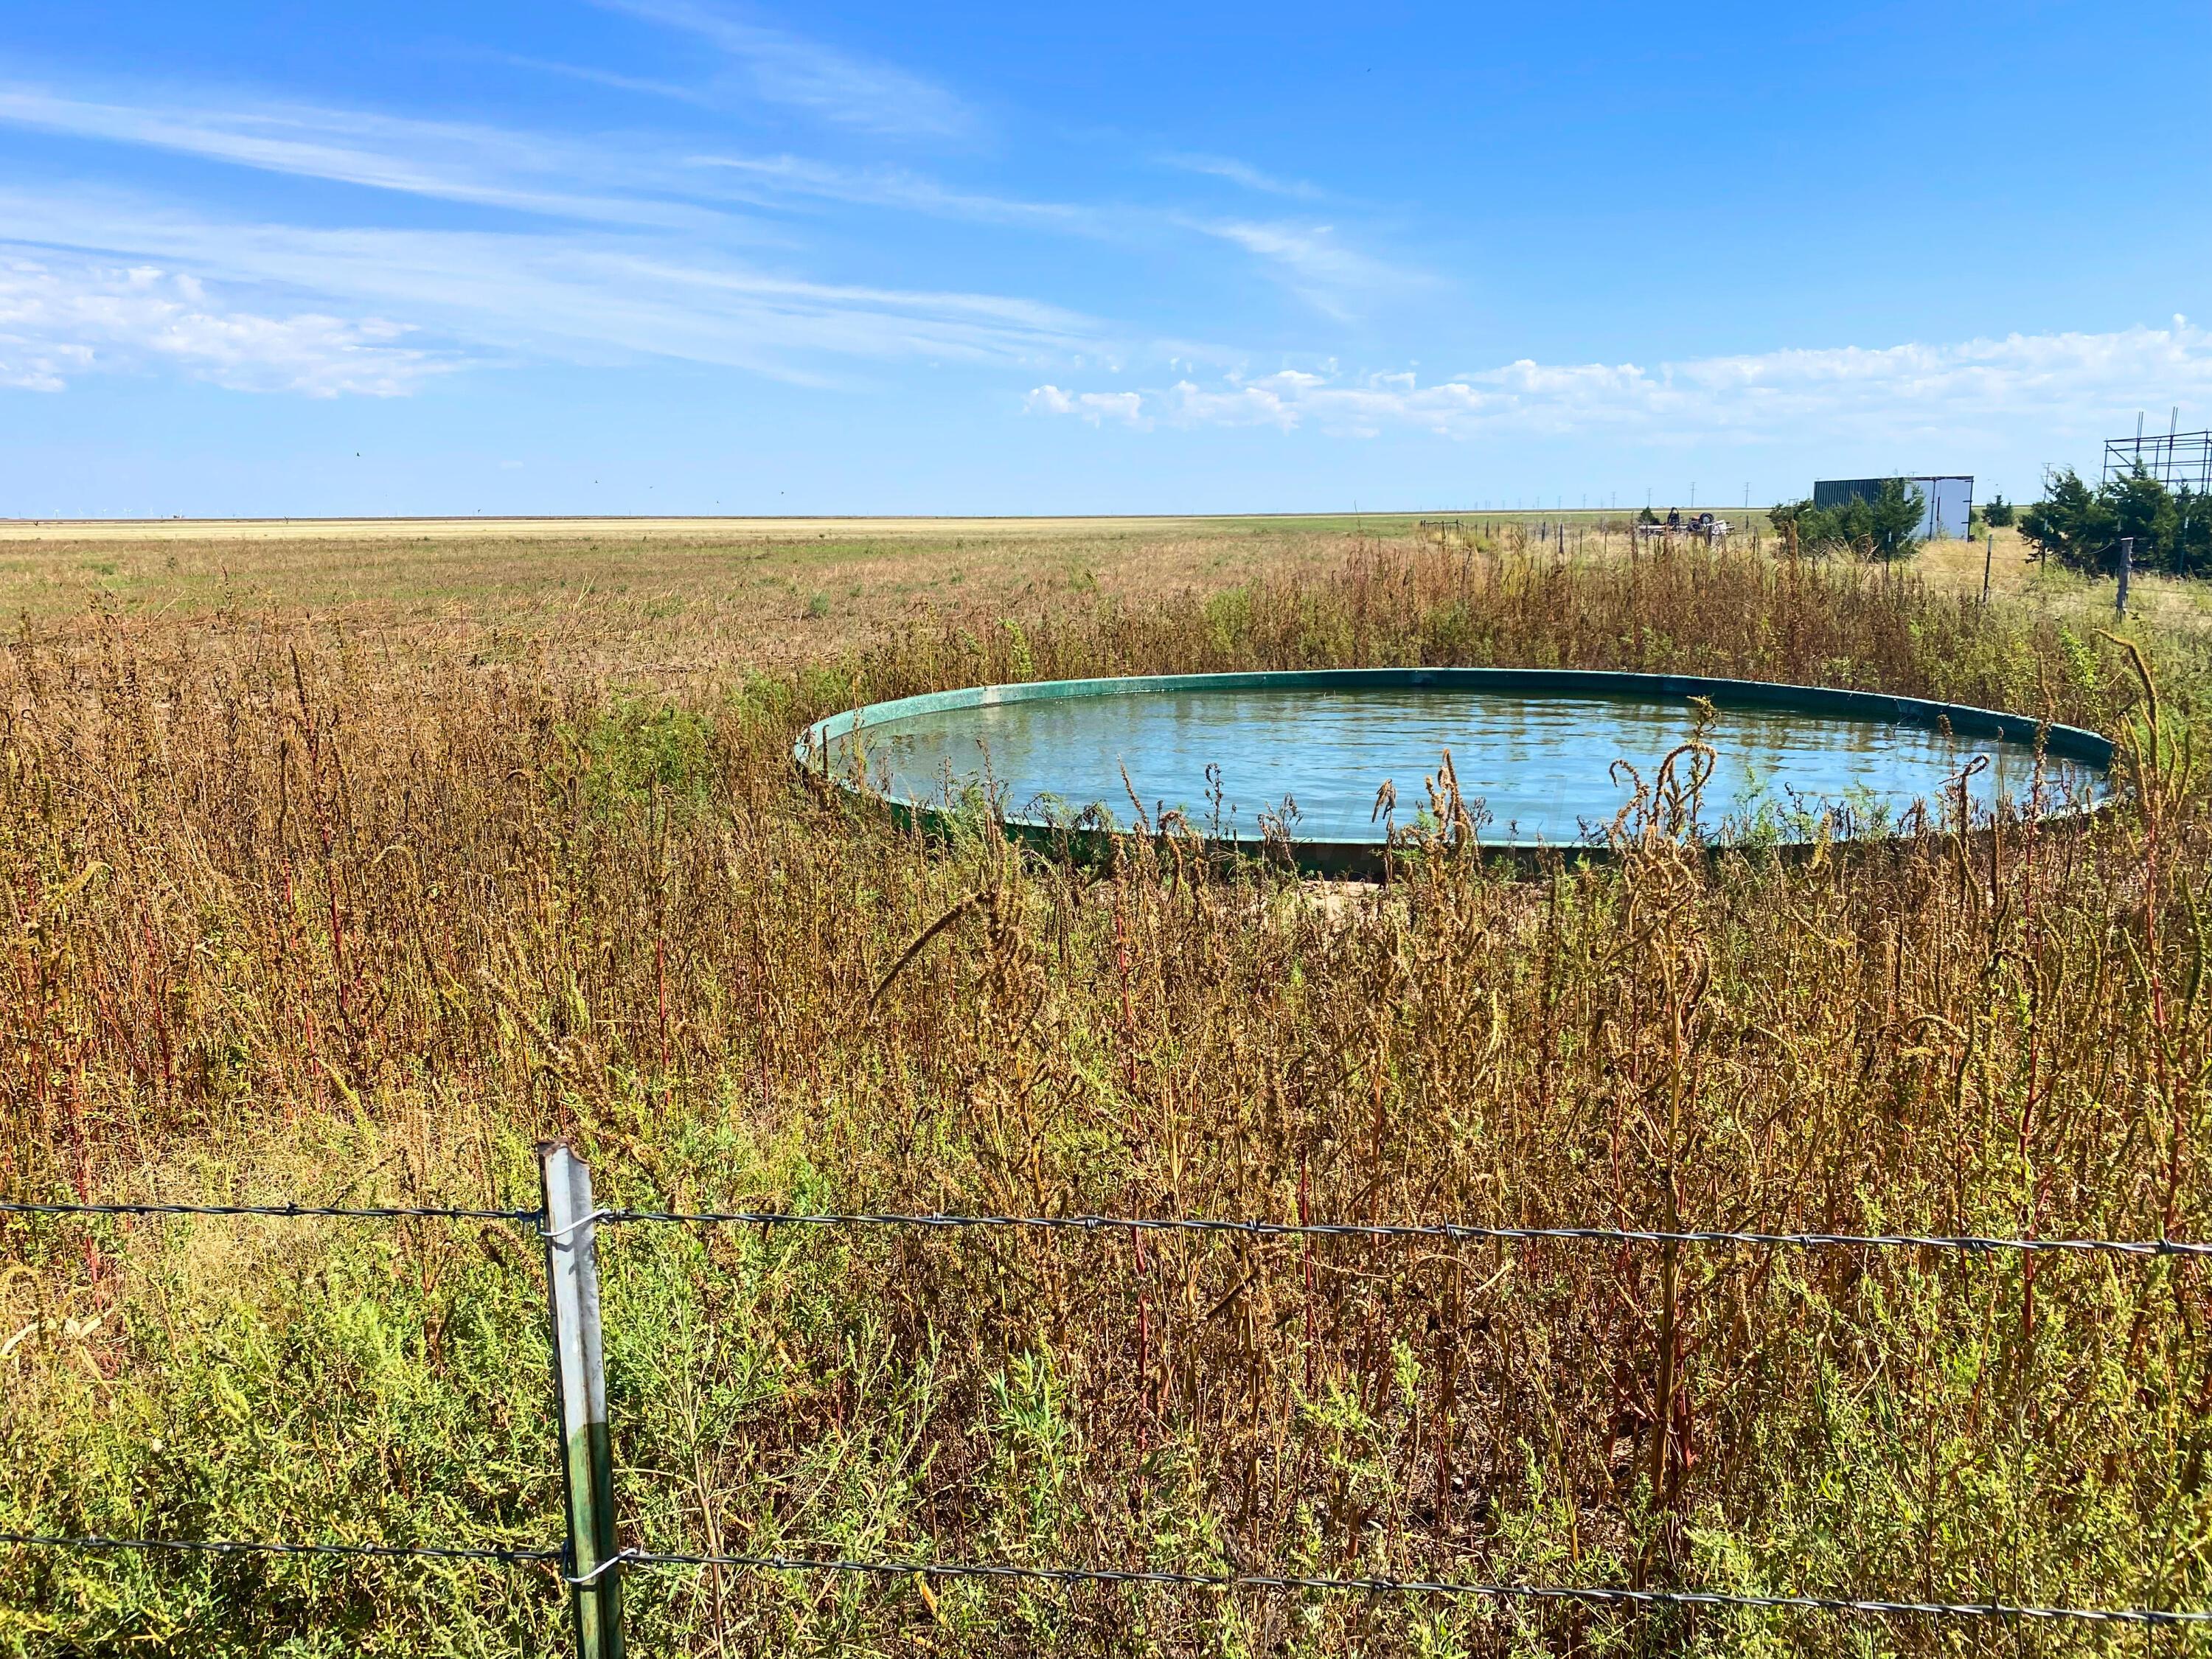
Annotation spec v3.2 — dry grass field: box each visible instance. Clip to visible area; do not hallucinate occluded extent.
[6,513,2212,1657]
[7,513,2197,667]
[0,515,1391,672]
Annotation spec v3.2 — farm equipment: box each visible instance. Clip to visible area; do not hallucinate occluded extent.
[1637,508,1730,544]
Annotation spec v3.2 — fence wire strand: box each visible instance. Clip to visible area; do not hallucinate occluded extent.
[8,1195,2205,1259]
[597,1206,2212,1259]
[4,1534,2202,1628]
[616,1548,2212,1627]
[0,1198,540,1225]
[8,1191,2212,1632]
[0,1531,561,1568]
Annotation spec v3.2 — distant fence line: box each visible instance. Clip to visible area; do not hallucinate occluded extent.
[585,1203,2212,1258]
[13,1193,2204,1257]
[4,1153,2210,1658]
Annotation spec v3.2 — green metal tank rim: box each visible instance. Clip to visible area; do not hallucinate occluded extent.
[793,668,2115,873]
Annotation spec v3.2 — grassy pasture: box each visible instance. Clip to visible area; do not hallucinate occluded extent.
[0,515,1385,663]
[10,513,2206,661]
[5,518,2212,1656]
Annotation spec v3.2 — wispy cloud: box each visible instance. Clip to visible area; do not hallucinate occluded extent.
[1159,153,1322,200]
[0,81,1085,239]
[0,74,1441,400]
[492,54,713,108]
[0,189,1108,389]
[0,254,442,394]
[0,85,748,232]
[1029,319,2212,442]
[1192,220,1429,321]
[0,67,1131,396]
[586,0,973,138]
[684,153,1097,229]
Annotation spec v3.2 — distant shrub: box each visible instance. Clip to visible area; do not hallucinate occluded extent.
[1768,478,1925,561]
[2023,465,2212,577]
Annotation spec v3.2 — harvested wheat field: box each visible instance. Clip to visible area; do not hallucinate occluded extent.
[6,518,2212,1656]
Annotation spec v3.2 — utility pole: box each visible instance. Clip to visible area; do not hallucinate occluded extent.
[541,1144,625,1659]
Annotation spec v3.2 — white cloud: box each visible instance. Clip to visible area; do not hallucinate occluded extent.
[1028,320,2212,444]
[0,74,1412,398]
[1191,220,1429,321]
[684,152,1097,230]
[0,85,765,234]
[0,70,1119,399]
[0,80,1112,246]
[1024,384,1144,426]
[1159,153,1323,200]
[0,192,1107,386]
[586,0,973,138]
[0,255,442,395]
[493,54,714,108]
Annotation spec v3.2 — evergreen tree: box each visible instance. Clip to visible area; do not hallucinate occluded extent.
[1859,477,1925,561]
[2108,467,2180,571]
[2021,468,2115,572]
[1766,479,1925,560]
[2020,466,2208,577]
[2177,487,2211,577]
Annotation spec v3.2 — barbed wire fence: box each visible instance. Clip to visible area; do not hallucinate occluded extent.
[5,1143,2212,1658]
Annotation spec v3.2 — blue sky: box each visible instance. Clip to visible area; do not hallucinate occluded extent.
[1,1,2207,516]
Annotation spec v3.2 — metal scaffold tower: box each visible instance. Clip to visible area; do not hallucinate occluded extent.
[2104,409,2212,492]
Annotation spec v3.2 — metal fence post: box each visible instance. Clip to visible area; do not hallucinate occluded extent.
[540,1142,625,1659]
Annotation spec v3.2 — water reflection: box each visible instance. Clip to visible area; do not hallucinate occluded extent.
[836,689,2100,846]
